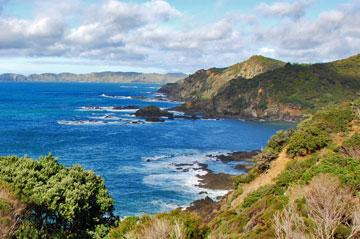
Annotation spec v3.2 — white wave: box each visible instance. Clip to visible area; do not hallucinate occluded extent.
[58,118,145,126]
[100,94,133,99]
[119,85,138,88]
[150,200,184,212]
[77,106,138,112]
[168,110,185,116]
[90,114,122,120]
[142,152,230,201]
[57,120,107,126]
[154,93,167,98]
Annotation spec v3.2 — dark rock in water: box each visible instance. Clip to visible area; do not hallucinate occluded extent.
[129,120,144,124]
[212,150,260,163]
[182,168,190,172]
[113,105,139,110]
[198,172,233,190]
[174,114,202,120]
[174,163,194,167]
[145,117,165,122]
[199,191,208,195]
[135,105,173,122]
[234,163,253,171]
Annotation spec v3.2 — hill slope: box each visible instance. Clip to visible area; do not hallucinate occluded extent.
[0,71,186,84]
[110,102,360,239]
[161,54,360,121]
[159,55,285,101]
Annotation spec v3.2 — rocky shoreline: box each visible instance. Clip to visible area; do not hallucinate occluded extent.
[173,150,260,216]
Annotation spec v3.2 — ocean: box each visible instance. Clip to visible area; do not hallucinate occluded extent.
[0,82,292,217]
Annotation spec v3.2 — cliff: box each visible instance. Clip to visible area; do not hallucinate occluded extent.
[160,54,360,121]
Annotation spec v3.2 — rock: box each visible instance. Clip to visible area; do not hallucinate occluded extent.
[135,106,174,122]
[234,163,253,171]
[186,196,219,223]
[213,150,260,163]
[113,105,139,110]
[198,172,234,190]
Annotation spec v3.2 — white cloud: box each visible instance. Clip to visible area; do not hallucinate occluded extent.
[257,0,313,20]
[254,1,360,62]
[0,0,359,73]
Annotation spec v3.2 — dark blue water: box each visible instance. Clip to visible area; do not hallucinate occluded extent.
[0,82,292,216]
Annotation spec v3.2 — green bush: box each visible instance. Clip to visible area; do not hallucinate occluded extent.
[287,126,330,157]
[342,133,360,149]
[0,155,115,238]
[241,185,284,209]
[307,106,354,133]
[266,129,294,154]
[302,154,360,189]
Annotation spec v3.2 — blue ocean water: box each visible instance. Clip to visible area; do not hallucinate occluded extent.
[0,82,292,217]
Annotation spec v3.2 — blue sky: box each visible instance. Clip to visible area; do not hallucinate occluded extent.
[0,0,359,74]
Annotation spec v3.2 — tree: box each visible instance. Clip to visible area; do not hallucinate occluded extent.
[0,155,115,238]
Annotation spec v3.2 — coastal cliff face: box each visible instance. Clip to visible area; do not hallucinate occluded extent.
[160,55,285,101]
[160,54,360,121]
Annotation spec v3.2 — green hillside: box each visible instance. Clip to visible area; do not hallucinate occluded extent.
[159,55,285,101]
[161,54,360,121]
[110,102,360,239]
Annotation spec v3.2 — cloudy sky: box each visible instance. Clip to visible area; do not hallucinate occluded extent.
[0,0,359,74]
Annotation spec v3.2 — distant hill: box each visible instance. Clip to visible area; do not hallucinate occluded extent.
[160,54,360,121]
[0,71,187,84]
[160,55,285,101]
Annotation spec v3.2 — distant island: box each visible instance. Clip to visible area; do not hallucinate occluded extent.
[0,71,187,84]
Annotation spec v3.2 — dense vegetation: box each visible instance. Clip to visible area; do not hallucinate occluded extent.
[161,54,360,120]
[110,103,360,238]
[0,155,115,238]
[159,55,285,102]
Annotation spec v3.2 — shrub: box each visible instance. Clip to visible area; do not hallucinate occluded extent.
[343,133,360,149]
[307,106,354,133]
[287,126,330,158]
[340,133,360,159]
[266,129,294,154]
[110,210,207,239]
[242,185,284,209]
[302,154,360,189]
[0,155,115,238]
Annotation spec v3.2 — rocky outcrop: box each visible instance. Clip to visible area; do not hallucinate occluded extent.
[135,106,174,122]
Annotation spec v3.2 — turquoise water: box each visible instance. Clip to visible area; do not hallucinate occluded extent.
[0,82,292,216]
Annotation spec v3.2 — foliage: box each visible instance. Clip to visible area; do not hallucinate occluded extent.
[110,210,207,239]
[214,57,360,116]
[287,126,330,157]
[302,153,360,189]
[343,133,360,149]
[306,106,354,133]
[0,154,115,238]
[266,129,294,154]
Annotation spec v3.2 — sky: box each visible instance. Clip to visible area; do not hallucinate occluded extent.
[0,0,359,74]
